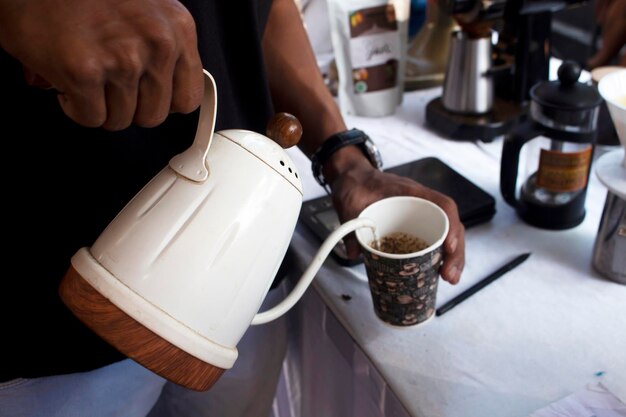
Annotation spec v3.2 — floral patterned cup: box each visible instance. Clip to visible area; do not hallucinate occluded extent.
[355,197,449,326]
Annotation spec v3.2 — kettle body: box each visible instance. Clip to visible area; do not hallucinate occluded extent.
[85,128,301,357]
[59,70,375,392]
[59,70,306,391]
[62,126,303,391]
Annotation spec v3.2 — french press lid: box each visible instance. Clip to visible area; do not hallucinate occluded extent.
[529,60,602,138]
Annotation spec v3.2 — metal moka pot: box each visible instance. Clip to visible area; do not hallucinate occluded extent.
[592,69,626,284]
[59,70,376,391]
[441,30,493,115]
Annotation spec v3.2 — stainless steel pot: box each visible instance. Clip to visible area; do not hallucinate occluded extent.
[441,30,493,115]
[592,191,626,285]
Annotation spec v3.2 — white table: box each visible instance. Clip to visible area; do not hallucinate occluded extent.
[281,86,626,417]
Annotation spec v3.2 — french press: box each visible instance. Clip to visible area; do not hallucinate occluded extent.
[500,61,602,230]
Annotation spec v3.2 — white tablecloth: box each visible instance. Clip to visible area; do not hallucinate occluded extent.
[284,86,626,417]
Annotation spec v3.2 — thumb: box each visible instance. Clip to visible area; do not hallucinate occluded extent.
[343,232,362,260]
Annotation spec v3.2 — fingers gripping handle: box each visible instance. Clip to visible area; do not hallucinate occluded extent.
[169,70,217,182]
[251,217,376,325]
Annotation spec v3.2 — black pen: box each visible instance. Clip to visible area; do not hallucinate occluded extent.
[436,252,531,316]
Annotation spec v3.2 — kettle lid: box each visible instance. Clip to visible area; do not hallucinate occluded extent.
[217,129,303,196]
[530,60,602,112]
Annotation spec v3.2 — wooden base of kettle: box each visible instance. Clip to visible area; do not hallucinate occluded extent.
[58,266,225,391]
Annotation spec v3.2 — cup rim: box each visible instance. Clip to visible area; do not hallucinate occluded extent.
[356,196,450,259]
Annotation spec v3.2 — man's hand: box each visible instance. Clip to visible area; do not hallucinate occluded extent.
[587,0,626,69]
[0,0,204,130]
[329,160,465,285]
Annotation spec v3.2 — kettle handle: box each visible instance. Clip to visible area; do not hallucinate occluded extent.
[500,122,542,209]
[169,70,217,182]
[250,217,376,325]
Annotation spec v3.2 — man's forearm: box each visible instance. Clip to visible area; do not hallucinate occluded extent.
[262,0,347,157]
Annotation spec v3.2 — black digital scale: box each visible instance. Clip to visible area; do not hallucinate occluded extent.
[299,157,496,265]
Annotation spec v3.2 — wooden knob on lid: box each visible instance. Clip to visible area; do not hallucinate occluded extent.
[266,112,302,149]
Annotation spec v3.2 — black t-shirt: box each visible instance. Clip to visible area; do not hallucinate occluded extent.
[0,0,275,381]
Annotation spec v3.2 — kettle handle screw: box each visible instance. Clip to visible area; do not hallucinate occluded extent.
[266,112,302,149]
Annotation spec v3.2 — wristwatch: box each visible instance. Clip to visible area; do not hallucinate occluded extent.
[311,129,383,193]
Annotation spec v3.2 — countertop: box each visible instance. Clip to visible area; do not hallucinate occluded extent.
[285,86,626,417]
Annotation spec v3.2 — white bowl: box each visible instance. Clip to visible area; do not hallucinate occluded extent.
[597,69,626,167]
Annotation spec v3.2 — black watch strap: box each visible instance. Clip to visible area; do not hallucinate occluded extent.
[311,129,383,193]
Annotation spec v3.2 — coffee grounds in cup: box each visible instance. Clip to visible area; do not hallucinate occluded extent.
[370,232,428,254]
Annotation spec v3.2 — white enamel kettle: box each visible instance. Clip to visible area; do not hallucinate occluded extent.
[59,70,375,391]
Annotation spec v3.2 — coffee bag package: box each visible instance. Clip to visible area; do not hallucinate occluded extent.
[327,0,409,117]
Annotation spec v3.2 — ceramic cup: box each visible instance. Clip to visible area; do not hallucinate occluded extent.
[355,196,449,326]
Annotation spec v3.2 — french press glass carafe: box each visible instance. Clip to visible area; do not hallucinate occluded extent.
[500,61,603,229]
